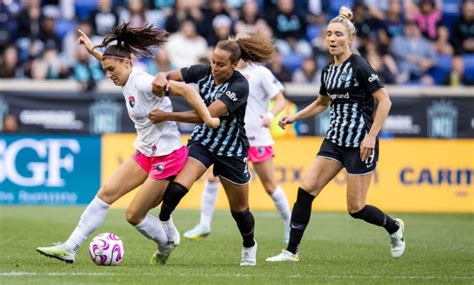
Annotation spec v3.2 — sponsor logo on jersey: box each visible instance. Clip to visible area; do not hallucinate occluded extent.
[225,91,238,102]
[328,92,350,100]
[128,96,136,108]
[368,73,379,82]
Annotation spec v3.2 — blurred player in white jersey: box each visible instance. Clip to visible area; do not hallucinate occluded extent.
[36,22,218,265]
[183,59,291,243]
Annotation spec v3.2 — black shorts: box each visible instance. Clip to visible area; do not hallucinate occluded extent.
[187,140,251,185]
[317,138,379,175]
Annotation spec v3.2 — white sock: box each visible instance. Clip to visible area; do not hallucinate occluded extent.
[63,196,110,253]
[199,180,220,229]
[270,186,291,227]
[135,213,168,246]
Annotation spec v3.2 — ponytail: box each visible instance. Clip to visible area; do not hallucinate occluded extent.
[216,31,276,64]
[94,22,169,60]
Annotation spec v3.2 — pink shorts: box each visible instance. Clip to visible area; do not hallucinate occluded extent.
[248,146,275,164]
[132,146,188,180]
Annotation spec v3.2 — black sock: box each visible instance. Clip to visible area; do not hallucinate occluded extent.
[287,187,315,254]
[159,182,188,221]
[349,205,400,234]
[231,208,255,248]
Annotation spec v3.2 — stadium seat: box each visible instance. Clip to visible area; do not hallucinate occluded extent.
[75,0,98,20]
[429,55,452,85]
[330,0,354,17]
[55,19,76,38]
[306,24,322,42]
[282,53,305,72]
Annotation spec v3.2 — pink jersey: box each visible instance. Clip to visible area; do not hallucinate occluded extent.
[238,64,284,147]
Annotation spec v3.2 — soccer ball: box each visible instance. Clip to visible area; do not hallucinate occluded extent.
[88,233,124,266]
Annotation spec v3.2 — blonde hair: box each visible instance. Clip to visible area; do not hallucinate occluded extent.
[329,6,357,38]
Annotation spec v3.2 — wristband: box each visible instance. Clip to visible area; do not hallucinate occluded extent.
[265,112,274,121]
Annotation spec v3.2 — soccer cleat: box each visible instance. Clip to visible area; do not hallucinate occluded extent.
[183,224,211,240]
[149,242,177,265]
[162,216,180,246]
[266,249,299,262]
[36,243,75,264]
[283,225,290,244]
[390,218,406,259]
[240,241,257,266]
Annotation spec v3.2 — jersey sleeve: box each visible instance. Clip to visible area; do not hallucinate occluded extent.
[134,72,161,97]
[180,64,210,84]
[356,57,384,93]
[319,67,328,96]
[218,78,249,112]
[261,66,284,99]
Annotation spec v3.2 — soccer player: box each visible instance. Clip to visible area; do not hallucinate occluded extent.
[36,22,219,265]
[183,59,291,243]
[148,32,276,266]
[266,6,405,262]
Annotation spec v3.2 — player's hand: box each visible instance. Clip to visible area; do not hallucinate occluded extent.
[77,29,94,54]
[360,134,376,162]
[278,115,295,129]
[260,112,274,128]
[147,108,168,123]
[205,117,220,129]
[152,73,169,96]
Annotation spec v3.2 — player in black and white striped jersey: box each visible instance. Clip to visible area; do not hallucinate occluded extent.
[148,32,276,266]
[266,6,406,263]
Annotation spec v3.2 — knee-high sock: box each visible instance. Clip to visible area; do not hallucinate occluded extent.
[134,213,168,246]
[159,182,188,221]
[64,196,110,253]
[231,208,255,248]
[349,205,399,234]
[287,188,315,254]
[199,181,220,229]
[270,185,291,227]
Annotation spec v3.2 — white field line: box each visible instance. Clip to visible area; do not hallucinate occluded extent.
[0,272,473,280]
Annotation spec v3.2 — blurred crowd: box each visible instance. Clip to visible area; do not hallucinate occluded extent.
[0,0,473,90]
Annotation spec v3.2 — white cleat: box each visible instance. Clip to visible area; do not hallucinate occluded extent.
[390,218,406,259]
[162,216,180,246]
[266,249,299,262]
[149,242,177,265]
[240,241,257,266]
[183,224,211,240]
[36,243,75,264]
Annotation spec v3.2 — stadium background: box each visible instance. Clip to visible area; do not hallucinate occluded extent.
[0,0,473,212]
[0,1,473,284]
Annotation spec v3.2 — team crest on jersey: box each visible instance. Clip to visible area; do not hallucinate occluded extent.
[152,145,157,151]
[340,72,348,82]
[128,96,136,108]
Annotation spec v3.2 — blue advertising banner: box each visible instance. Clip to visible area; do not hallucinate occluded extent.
[0,135,100,205]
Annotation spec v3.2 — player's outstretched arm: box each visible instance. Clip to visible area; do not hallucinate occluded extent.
[152,80,219,129]
[78,29,102,62]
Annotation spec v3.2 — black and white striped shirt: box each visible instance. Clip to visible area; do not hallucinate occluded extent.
[320,54,384,147]
[181,64,250,157]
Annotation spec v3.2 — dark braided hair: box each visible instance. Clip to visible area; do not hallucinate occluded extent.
[94,22,169,60]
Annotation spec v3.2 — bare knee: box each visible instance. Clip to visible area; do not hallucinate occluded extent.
[125,207,143,225]
[263,180,277,195]
[347,200,366,214]
[97,184,119,204]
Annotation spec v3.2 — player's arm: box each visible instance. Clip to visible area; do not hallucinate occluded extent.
[261,92,286,127]
[152,69,184,95]
[154,81,220,129]
[78,29,102,62]
[148,99,227,125]
[360,87,391,161]
[278,95,330,129]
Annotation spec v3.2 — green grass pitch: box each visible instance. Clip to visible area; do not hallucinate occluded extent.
[0,207,473,284]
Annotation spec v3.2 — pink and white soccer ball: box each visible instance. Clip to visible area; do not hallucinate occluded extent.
[88,233,124,266]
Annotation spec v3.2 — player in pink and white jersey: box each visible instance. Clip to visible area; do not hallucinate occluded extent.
[36,22,219,265]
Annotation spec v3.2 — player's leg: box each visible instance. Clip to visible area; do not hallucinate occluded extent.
[346,174,404,258]
[252,157,291,243]
[37,157,148,263]
[215,154,255,266]
[184,169,220,239]
[266,153,343,262]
